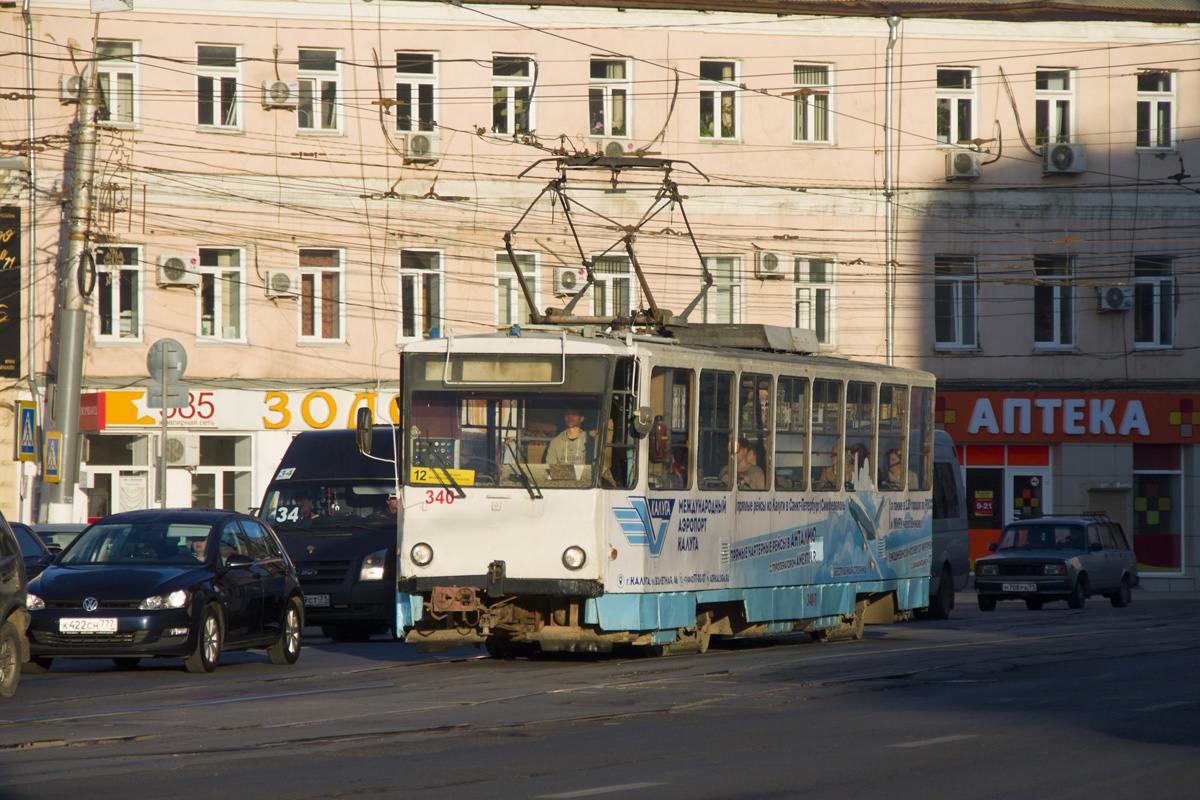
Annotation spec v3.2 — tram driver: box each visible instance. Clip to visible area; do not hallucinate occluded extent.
[545,407,595,465]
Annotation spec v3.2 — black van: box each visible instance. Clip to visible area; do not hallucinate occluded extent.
[259,428,399,641]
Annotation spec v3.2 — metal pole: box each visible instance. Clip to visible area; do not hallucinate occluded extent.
[45,69,100,521]
[23,0,39,524]
[884,16,900,367]
[158,350,168,507]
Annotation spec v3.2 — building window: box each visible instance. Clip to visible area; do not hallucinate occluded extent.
[792,63,830,143]
[197,45,239,129]
[400,250,444,339]
[492,56,534,136]
[589,58,629,139]
[497,252,537,326]
[198,248,243,340]
[396,52,436,134]
[699,60,739,140]
[94,246,140,341]
[590,254,634,317]
[1032,255,1073,348]
[298,48,339,131]
[1136,70,1175,150]
[701,255,741,323]
[1134,256,1174,348]
[794,256,834,345]
[935,67,975,146]
[299,249,342,342]
[934,255,977,349]
[96,40,136,127]
[191,435,253,514]
[1035,69,1074,146]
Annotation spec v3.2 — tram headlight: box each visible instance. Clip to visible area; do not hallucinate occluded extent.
[561,546,587,571]
[410,542,434,567]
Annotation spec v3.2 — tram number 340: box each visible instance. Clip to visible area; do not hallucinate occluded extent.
[422,487,456,505]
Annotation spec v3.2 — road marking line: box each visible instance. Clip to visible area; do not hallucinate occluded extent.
[1137,701,1195,713]
[891,734,977,748]
[539,783,665,798]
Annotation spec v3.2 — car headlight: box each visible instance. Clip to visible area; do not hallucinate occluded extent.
[360,548,389,581]
[1044,563,1067,576]
[139,589,189,611]
[979,564,998,577]
[410,542,433,567]
[562,546,586,571]
[26,593,44,611]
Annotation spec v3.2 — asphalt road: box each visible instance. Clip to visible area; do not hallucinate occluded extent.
[2,590,1198,800]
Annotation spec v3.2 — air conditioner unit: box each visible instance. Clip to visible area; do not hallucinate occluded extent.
[262,80,300,109]
[1043,144,1087,174]
[404,132,440,163]
[596,140,628,158]
[59,74,83,104]
[156,255,200,287]
[754,250,788,280]
[164,434,200,468]
[554,267,585,296]
[265,270,301,298]
[945,150,982,180]
[1097,285,1132,312]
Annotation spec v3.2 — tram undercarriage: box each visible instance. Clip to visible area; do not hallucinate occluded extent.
[402,585,911,656]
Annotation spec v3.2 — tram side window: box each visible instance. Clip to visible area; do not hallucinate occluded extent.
[648,366,693,491]
[602,356,639,489]
[846,381,875,491]
[811,379,843,491]
[698,370,734,490]
[878,383,909,491]
[909,386,934,491]
[732,372,771,491]
[775,376,808,491]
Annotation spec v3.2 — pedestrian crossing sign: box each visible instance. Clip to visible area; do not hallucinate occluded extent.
[16,400,36,462]
[44,432,62,483]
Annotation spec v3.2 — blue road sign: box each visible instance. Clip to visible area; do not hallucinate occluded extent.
[17,400,36,462]
[44,432,62,483]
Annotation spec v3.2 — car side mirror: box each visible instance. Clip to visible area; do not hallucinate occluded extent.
[224,552,253,570]
[38,554,56,566]
[987,542,998,552]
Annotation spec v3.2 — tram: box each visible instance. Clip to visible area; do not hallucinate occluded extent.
[391,323,935,655]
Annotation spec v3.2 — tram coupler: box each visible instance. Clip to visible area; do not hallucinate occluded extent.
[431,586,485,613]
[486,560,506,598]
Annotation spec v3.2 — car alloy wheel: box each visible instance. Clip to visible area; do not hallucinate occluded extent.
[185,605,222,674]
[268,598,304,665]
[0,621,20,699]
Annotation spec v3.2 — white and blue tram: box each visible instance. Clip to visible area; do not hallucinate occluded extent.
[395,324,935,655]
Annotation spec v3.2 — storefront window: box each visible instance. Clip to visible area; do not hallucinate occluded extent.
[1133,444,1182,574]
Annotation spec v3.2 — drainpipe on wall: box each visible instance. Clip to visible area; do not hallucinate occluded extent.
[885,15,900,367]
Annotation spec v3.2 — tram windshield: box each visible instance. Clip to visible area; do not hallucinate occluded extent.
[405,354,638,490]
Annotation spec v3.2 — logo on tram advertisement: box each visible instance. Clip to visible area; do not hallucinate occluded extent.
[613,496,727,556]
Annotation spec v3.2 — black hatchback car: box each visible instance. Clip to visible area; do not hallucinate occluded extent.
[1,509,31,699]
[25,509,305,673]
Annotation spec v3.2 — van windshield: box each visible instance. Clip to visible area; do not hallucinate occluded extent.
[261,481,397,530]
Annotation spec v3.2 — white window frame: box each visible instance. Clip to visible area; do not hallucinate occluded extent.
[588,254,637,317]
[934,255,978,350]
[197,247,245,342]
[96,39,138,128]
[935,67,976,147]
[399,249,445,341]
[589,57,631,140]
[298,248,344,344]
[699,60,740,141]
[1035,68,1075,146]
[196,44,240,130]
[93,245,142,343]
[395,52,438,134]
[701,255,743,323]
[297,48,340,133]
[496,251,539,327]
[1133,256,1174,349]
[792,63,832,144]
[492,55,535,136]
[1032,255,1074,350]
[793,256,836,346]
[1136,70,1176,151]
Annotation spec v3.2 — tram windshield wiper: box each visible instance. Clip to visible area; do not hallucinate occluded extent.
[504,439,543,500]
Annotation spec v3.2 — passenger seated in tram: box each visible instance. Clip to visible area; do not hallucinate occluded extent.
[720,438,766,491]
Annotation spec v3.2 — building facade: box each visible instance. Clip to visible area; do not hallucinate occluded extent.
[1,0,1197,589]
